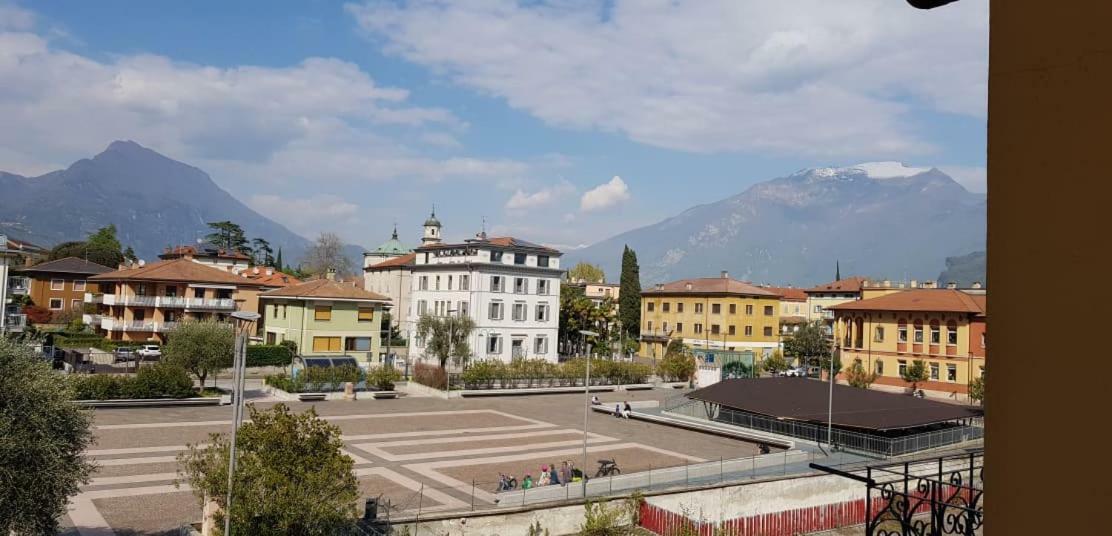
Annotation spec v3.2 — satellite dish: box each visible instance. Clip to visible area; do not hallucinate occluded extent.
[138,259,146,267]
[196,238,203,244]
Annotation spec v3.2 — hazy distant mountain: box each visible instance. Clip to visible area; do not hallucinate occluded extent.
[565,163,986,287]
[0,141,365,267]
[938,251,986,287]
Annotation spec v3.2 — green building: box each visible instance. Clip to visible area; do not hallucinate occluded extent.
[260,278,392,366]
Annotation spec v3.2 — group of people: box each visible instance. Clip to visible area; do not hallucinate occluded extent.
[496,461,581,492]
[588,396,633,419]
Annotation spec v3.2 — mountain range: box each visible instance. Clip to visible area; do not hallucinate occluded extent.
[0,141,364,269]
[565,163,987,287]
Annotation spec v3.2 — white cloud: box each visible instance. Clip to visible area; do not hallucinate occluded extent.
[939,165,987,193]
[248,194,361,238]
[580,176,630,212]
[348,0,987,158]
[505,180,575,210]
[0,3,34,31]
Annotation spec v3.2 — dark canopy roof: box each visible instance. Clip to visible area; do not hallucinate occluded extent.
[687,378,982,431]
[15,257,114,276]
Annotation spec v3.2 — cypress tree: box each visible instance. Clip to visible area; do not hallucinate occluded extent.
[619,245,642,337]
[275,247,283,270]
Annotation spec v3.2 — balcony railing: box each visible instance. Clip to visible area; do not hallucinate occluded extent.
[4,314,27,332]
[85,293,104,304]
[7,277,29,295]
[84,294,234,310]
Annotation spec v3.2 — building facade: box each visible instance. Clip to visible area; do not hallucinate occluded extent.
[86,259,267,342]
[14,257,112,320]
[1,235,47,334]
[407,233,563,363]
[804,276,869,322]
[829,288,986,399]
[159,244,253,274]
[639,273,782,359]
[260,278,391,366]
[761,286,808,338]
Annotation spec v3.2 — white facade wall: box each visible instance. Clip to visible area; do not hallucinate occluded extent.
[407,244,562,363]
[364,266,413,336]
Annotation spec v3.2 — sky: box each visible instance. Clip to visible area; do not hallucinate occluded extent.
[0,0,988,252]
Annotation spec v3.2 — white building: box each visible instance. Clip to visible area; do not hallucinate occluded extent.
[406,217,563,363]
[1,234,41,334]
[363,225,417,339]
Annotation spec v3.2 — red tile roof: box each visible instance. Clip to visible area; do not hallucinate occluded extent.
[642,277,779,297]
[828,289,986,314]
[365,252,417,270]
[243,268,300,288]
[89,258,267,287]
[761,286,808,301]
[261,279,390,302]
[805,276,869,294]
[15,257,114,275]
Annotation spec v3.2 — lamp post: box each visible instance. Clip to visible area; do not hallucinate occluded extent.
[446,308,457,394]
[827,319,839,450]
[578,329,599,498]
[224,310,260,536]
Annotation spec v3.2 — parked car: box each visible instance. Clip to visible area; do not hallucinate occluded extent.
[136,345,162,360]
[783,366,808,377]
[113,347,135,363]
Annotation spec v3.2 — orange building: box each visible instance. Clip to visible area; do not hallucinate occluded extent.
[829,289,986,400]
[86,258,269,342]
[14,257,113,318]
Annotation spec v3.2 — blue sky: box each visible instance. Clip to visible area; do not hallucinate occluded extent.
[0,1,987,251]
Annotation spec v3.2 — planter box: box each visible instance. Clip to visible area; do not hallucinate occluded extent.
[75,397,222,408]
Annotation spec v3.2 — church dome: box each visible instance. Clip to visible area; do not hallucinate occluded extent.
[374,227,410,255]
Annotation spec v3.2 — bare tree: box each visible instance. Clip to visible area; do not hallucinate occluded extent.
[303,232,353,277]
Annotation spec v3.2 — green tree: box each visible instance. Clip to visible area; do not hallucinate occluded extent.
[658,340,696,382]
[760,349,790,376]
[163,319,234,387]
[845,359,878,389]
[380,313,405,346]
[251,238,274,267]
[87,224,123,253]
[177,404,359,535]
[568,262,605,283]
[274,247,284,271]
[48,225,131,268]
[416,314,476,368]
[618,245,641,338]
[969,374,985,405]
[782,320,831,373]
[1,337,95,534]
[901,359,930,392]
[205,221,250,254]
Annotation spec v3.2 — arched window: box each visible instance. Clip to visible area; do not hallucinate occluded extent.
[913,319,924,343]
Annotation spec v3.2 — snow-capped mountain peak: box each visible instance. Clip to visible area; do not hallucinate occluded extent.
[800,161,931,181]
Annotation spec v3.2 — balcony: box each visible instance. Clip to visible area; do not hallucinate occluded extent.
[640,329,672,341]
[99,318,179,333]
[7,276,29,296]
[86,293,234,310]
[85,293,104,304]
[4,313,27,332]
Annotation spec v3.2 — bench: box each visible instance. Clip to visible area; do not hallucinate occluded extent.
[371,391,402,399]
[297,393,327,402]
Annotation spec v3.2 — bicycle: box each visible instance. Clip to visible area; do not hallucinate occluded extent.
[595,458,621,477]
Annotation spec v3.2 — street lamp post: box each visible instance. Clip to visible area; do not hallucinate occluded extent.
[446,309,457,394]
[578,329,599,498]
[224,311,260,536]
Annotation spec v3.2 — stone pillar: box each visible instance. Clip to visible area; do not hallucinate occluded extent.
[343,381,356,401]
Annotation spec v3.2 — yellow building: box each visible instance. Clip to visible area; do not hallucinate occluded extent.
[829,288,986,400]
[640,273,781,358]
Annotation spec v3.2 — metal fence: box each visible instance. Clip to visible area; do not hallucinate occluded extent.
[665,398,983,458]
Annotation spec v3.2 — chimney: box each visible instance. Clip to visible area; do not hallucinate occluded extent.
[266,267,273,276]
[685,282,693,291]
[253,267,260,275]
[922,280,936,289]
[720,270,729,279]
[947,281,957,289]
[655,283,664,291]
[326,268,337,281]
[972,281,983,289]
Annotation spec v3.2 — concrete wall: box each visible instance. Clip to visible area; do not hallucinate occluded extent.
[399,499,631,536]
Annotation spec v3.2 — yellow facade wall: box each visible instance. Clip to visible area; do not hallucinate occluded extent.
[639,294,781,357]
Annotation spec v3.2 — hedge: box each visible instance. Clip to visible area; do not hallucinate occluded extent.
[246,345,293,367]
[53,334,152,352]
[70,363,195,400]
[456,358,653,390]
[264,365,400,393]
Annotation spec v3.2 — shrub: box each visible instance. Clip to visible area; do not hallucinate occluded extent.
[265,373,305,393]
[413,363,447,390]
[71,363,194,400]
[246,345,293,367]
[133,362,195,398]
[658,352,696,382]
[71,374,125,400]
[367,366,401,391]
[303,365,365,392]
[278,339,298,355]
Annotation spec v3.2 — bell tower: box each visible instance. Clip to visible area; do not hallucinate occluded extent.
[422,206,442,245]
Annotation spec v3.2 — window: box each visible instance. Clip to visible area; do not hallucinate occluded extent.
[711,324,720,335]
[136,284,147,296]
[419,276,429,290]
[764,305,774,316]
[662,321,669,332]
[459,301,469,316]
[647,320,653,331]
[744,325,753,336]
[947,322,958,345]
[74,280,86,291]
[314,306,332,321]
[514,253,526,265]
[537,279,549,295]
[930,363,940,380]
[415,335,425,348]
[875,326,885,342]
[745,304,753,315]
[694,323,703,334]
[663,302,670,313]
[814,305,823,313]
[346,337,372,352]
[491,275,504,292]
[677,303,684,313]
[728,325,736,336]
[312,336,341,352]
[460,274,470,290]
[711,303,721,314]
[647,302,655,312]
[272,305,279,319]
[512,302,526,321]
[194,288,205,299]
[675,323,683,333]
[534,336,548,354]
[763,326,773,337]
[913,322,924,343]
[875,360,884,375]
[50,279,64,290]
[898,322,908,343]
[417,300,428,315]
[729,304,736,314]
[487,334,503,354]
[947,364,957,382]
[435,276,441,290]
[71,299,81,310]
[489,301,504,320]
[282,305,287,319]
[898,360,908,377]
[447,275,453,290]
[930,322,941,344]
[491,250,504,262]
[358,308,375,322]
[538,255,550,268]
[514,277,528,294]
[535,303,550,322]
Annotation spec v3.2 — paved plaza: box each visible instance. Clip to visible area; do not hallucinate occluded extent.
[61,389,769,536]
